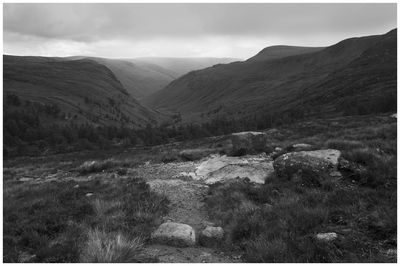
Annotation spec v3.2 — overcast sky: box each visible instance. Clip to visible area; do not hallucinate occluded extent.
[3,3,397,59]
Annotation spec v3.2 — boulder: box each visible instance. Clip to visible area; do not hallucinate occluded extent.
[273,149,341,184]
[195,154,274,184]
[315,232,338,242]
[199,226,224,247]
[151,222,196,247]
[230,131,268,155]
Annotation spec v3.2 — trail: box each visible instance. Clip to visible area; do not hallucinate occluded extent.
[133,161,242,263]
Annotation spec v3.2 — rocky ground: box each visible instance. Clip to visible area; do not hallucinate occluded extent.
[4,114,397,263]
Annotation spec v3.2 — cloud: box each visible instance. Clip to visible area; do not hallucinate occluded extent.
[3,3,397,59]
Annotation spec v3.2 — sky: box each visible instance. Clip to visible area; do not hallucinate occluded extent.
[3,3,397,60]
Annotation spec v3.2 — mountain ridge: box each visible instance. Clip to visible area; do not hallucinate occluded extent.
[144,29,396,123]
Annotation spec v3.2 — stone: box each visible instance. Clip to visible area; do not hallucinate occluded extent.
[273,149,341,184]
[195,154,274,184]
[230,131,268,155]
[391,113,397,119]
[199,226,224,247]
[292,143,312,151]
[315,232,338,241]
[151,222,196,247]
[274,147,283,152]
[174,172,197,180]
[85,193,94,197]
[19,177,33,182]
[74,184,80,188]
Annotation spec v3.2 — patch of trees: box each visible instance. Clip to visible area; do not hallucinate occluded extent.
[4,92,396,158]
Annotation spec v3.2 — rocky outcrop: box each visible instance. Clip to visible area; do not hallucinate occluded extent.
[230,131,268,155]
[151,222,196,247]
[195,154,274,184]
[273,149,341,184]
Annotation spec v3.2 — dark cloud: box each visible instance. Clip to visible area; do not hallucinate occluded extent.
[3,3,397,58]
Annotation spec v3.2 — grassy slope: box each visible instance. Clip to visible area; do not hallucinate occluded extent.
[246,45,324,62]
[145,30,396,122]
[3,172,168,262]
[204,114,397,262]
[3,55,164,127]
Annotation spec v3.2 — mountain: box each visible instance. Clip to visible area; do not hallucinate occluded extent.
[144,29,397,123]
[247,45,324,62]
[133,57,240,78]
[3,55,166,128]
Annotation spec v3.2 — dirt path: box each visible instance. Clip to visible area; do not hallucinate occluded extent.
[134,161,242,263]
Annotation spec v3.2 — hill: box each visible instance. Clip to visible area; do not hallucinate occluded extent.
[145,29,396,124]
[247,45,324,62]
[3,55,164,128]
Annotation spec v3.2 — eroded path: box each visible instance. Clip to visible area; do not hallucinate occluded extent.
[132,160,242,262]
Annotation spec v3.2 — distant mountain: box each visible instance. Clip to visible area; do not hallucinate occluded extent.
[3,55,166,128]
[68,56,239,100]
[145,29,396,123]
[67,56,175,99]
[247,45,324,62]
[133,57,240,78]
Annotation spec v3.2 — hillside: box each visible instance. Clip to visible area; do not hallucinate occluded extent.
[145,29,396,123]
[68,56,176,99]
[3,55,164,128]
[247,45,324,62]
[133,57,240,78]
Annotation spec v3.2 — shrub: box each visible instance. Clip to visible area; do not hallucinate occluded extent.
[77,159,118,174]
[325,139,364,150]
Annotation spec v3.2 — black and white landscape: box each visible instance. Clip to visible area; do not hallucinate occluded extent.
[3,3,397,263]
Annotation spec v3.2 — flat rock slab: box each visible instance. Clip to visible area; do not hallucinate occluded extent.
[152,222,196,247]
[195,154,274,184]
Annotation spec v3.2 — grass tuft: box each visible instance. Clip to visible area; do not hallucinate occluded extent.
[80,228,143,263]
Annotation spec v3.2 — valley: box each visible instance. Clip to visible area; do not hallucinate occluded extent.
[3,27,397,263]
